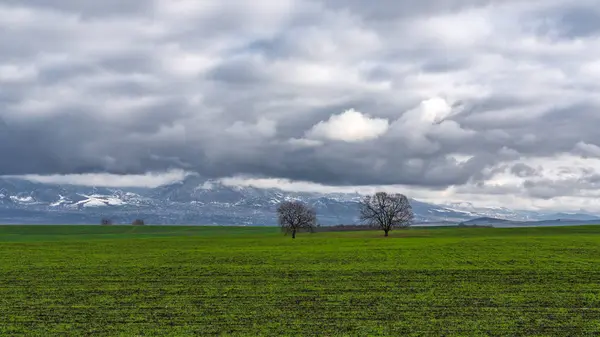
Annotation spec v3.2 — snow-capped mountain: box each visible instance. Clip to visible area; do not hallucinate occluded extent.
[0,175,598,225]
[442,202,600,222]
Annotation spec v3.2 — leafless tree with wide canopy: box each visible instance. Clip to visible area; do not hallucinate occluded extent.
[359,192,414,236]
[277,201,317,239]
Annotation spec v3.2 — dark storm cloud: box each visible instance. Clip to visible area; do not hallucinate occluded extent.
[551,6,600,38]
[1,0,600,195]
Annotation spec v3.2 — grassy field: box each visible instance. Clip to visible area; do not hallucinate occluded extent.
[1,225,600,336]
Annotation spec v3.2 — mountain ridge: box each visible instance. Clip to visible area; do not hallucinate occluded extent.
[0,175,599,225]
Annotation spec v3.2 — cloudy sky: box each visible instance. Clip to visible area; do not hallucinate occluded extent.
[2,0,600,211]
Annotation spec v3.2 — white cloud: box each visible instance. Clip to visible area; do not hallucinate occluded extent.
[387,97,473,153]
[287,138,323,148]
[159,44,218,78]
[0,64,37,82]
[11,170,189,188]
[226,118,277,138]
[414,7,493,47]
[395,97,454,126]
[573,141,600,157]
[306,108,389,142]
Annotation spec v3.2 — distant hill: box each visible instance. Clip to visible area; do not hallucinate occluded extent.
[461,217,513,225]
[461,217,600,228]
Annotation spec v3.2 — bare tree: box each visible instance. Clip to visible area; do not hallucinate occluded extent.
[359,192,414,237]
[277,201,317,239]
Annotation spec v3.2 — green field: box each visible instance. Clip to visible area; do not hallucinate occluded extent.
[1,225,600,336]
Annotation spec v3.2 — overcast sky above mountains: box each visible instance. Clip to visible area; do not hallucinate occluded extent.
[2,0,600,211]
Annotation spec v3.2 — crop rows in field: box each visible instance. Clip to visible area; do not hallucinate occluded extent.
[1,225,600,335]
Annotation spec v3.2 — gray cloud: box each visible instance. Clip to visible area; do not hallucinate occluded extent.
[1,0,600,200]
[510,163,539,178]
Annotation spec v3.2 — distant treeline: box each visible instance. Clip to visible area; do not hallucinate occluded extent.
[314,224,379,232]
[312,223,493,232]
[457,223,493,228]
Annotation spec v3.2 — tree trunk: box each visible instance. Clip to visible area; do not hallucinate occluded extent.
[292,229,296,239]
[384,229,389,237]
